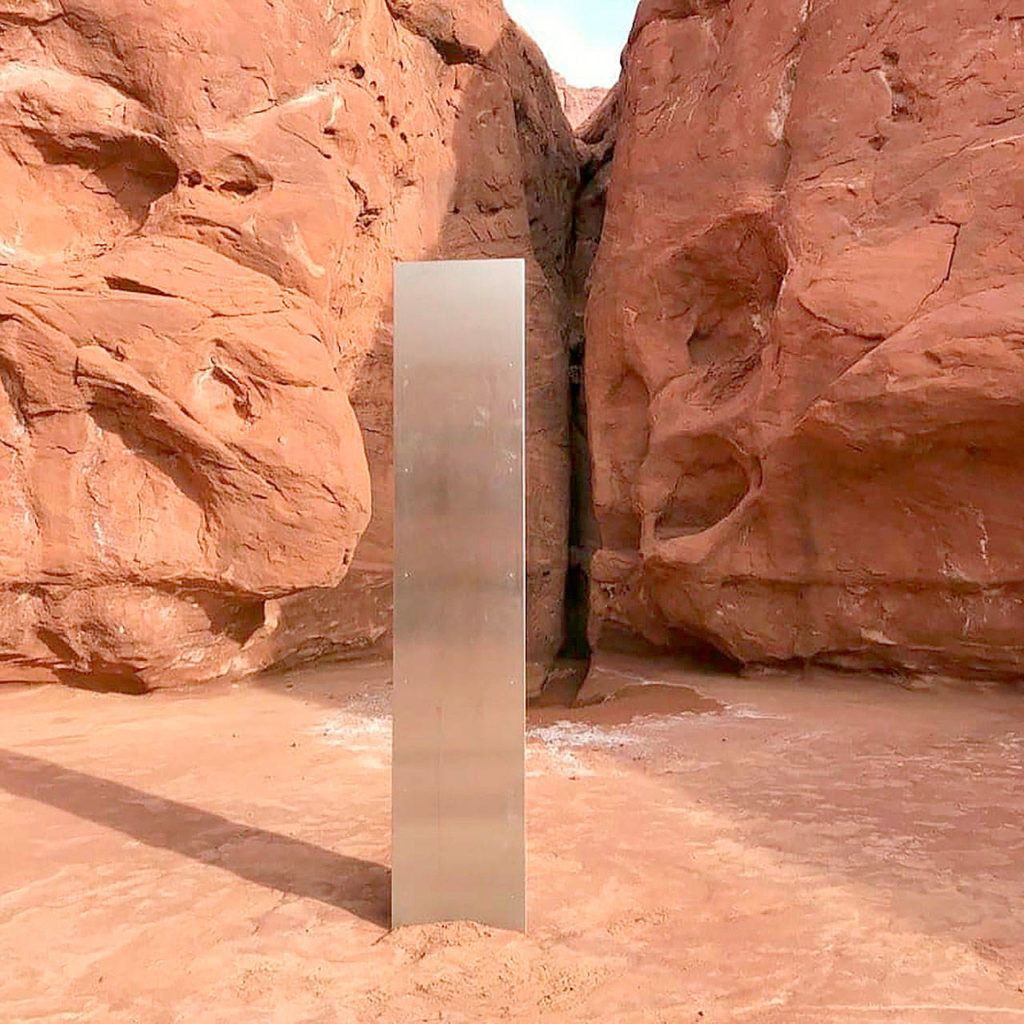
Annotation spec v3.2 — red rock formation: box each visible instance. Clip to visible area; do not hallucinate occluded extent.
[551,73,608,129]
[586,0,1024,678]
[0,0,578,688]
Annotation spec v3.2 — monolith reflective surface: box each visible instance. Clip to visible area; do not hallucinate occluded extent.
[392,259,525,931]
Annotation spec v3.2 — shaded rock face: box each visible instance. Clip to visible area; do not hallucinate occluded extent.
[0,0,578,688]
[586,0,1024,678]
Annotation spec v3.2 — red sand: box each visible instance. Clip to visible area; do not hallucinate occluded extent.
[1,657,1023,1022]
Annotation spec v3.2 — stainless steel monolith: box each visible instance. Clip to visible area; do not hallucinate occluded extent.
[392,258,526,931]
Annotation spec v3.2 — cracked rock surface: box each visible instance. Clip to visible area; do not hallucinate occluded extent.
[0,0,578,688]
[585,0,1024,678]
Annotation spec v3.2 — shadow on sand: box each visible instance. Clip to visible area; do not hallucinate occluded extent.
[0,748,390,928]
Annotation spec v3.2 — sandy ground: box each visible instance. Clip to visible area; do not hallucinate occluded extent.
[0,656,1022,1023]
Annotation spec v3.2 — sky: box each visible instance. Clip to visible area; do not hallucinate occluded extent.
[503,0,636,88]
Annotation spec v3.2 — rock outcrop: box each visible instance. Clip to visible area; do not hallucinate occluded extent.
[14,0,1020,691]
[551,73,608,129]
[586,0,1024,679]
[0,0,578,688]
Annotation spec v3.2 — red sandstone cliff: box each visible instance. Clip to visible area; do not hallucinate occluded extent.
[552,73,608,129]
[0,0,578,689]
[9,0,1024,691]
[585,0,1024,679]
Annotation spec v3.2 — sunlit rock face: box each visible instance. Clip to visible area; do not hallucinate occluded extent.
[0,0,578,688]
[551,73,607,129]
[586,0,1024,678]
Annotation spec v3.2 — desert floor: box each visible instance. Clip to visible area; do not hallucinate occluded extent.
[1,656,1022,1023]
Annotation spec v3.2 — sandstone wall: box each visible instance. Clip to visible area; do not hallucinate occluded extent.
[551,73,608,129]
[0,0,578,689]
[586,0,1024,679]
